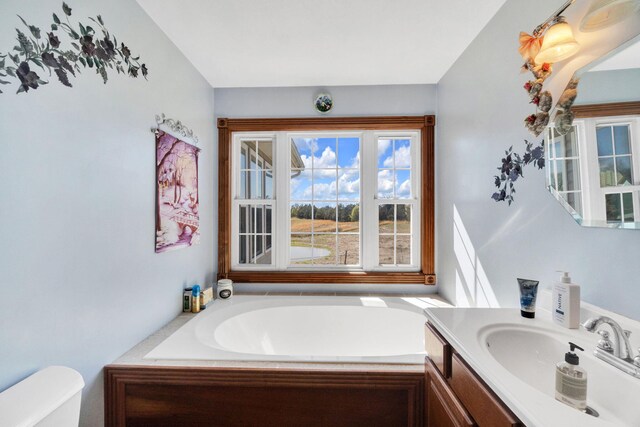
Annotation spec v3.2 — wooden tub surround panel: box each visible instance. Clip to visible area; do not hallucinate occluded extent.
[105,366,424,427]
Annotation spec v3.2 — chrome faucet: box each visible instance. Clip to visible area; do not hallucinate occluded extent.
[583,315,640,378]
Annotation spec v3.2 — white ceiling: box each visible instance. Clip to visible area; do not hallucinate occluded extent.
[590,37,640,72]
[136,0,507,88]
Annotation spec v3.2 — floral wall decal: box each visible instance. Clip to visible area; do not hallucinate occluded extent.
[492,139,545,205]
[0,2,148,94]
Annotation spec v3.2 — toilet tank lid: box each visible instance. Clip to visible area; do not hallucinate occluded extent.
[0,366,84,427]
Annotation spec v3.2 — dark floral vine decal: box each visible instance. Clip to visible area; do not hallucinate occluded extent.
[492,140,545,205]
[0,2,148,94]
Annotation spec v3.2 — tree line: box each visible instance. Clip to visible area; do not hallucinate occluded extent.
[290,204,409,222]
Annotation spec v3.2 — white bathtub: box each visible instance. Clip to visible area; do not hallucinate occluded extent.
[144,295,434,364]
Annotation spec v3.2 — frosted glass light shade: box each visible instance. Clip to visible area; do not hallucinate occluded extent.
[535,21,580,63]
[580,0,640,32]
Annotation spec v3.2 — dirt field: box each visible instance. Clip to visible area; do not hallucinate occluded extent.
[290,218,410,265]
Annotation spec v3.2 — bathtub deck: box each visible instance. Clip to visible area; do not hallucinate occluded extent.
[110,293,450,372]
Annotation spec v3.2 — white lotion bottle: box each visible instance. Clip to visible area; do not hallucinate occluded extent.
[552,271,580,329]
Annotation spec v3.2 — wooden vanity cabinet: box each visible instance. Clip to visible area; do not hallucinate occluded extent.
[424,322,522,427]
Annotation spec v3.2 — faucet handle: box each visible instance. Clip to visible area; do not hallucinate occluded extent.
[597,330,614,353]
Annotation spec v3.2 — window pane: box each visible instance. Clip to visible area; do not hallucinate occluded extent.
[290,169,311,200]
[563,158,581,191]
[597,127,613,156]
[605,193,622,222]
[338,203,359,232]
[379,235,394,264]
[240,171,247,198]
[623,192,634,222]
[395,170,411,199]
[313,234,336,265]
[254,237,271,264]
[599,158,615,187]
[256,234,263,255]
[292,137,313,162]
[315,138,337,168]
[265,171,273,199]
[338,137,360,168]
[239,206,247,233]
[378,139,393,168]
[266,208,272,234]
[254,170,263,199]
[249,206,256,233]
[290,234,313,265]
[313,203,337,232]
[378,169,394,198]
[396,205,411,233]
[239,235,247,264]
[258,140,273,165]
[614,126,630,155]
[394,139,411,168]
[549,160,557,190]
[313,172,336,200]
[338,170,359,200]
[291,203,312,233]
[555,160,565,191]
[379,204,394,233]
[562,130,578,158]
[256,207,263,233]
[338,234,359,265]
[616,156,632,185]
[396,235,411,265]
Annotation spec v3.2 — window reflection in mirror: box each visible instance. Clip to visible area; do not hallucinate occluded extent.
[546,35,640,229]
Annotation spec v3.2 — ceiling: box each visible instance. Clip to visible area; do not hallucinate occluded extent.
[590,37,640,72]
[136,0,507,88]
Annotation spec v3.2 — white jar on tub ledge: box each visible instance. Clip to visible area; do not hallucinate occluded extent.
[217,279,233,299]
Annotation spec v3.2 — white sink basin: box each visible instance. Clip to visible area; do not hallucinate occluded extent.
[479,323,640,426]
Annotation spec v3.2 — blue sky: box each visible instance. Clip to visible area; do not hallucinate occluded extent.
[290,137,412,201]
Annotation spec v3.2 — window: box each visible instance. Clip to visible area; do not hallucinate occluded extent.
[217,116,435,285]
[545,106,640,225]
[546,126,583,215]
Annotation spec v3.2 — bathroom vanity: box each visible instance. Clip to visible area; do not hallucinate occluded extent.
[423,306,640,427]
[424,322,521,426]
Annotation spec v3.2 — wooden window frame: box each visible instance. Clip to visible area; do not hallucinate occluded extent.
[217,115,436,285]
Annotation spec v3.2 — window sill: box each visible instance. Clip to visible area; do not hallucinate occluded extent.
[220,271,436,285]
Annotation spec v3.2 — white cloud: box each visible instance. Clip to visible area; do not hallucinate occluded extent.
[378,139,391,158]
[382,145,411,168]
[397,178,411,197]
[378,169,394,194]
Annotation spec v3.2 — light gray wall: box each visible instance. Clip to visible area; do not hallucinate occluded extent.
[0,0,215,425]
[215,84,438,294]
[436,0,640,319]
[576,68,640,105]
[214,84,437,117]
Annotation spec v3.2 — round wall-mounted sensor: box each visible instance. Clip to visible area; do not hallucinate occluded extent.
[314,93,333,113]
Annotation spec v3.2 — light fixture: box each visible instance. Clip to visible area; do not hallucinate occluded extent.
[536,17,581,63]
[532,0,580,64]
[580,0,640,32]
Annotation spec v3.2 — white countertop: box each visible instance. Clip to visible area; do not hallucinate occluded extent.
[424,306,639,427]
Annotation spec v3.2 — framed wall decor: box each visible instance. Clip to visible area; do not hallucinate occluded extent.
[155,129,200,253]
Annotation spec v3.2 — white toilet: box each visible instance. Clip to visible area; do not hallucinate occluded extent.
[0,366,84,427]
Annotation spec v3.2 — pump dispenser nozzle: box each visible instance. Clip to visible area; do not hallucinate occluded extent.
[565,342,584,365]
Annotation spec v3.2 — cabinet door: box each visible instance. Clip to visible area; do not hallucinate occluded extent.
[425,358,475,427]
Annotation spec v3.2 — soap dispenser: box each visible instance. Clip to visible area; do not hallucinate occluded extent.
[555,342,587,411]
[552,271,580,329]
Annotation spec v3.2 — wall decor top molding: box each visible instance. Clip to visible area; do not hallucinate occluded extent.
[152,113,199,144]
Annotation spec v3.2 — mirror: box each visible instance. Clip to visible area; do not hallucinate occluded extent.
[546,35,640,228]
